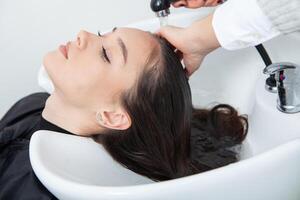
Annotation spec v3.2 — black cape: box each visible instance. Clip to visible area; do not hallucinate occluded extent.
[0,92,75,200]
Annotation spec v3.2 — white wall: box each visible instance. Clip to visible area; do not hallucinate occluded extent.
[0,0,191,118]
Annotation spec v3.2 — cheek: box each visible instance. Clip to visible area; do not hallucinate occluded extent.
[43,50,97,92]
[54,61,117,107]
[82,68,124,105]
[79,67,135,108]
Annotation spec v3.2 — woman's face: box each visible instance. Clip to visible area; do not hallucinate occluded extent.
[43,28,158,112]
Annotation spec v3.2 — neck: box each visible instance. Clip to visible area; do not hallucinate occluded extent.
[42,92,103,136]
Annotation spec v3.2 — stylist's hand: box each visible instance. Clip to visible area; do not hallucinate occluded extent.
[157,14,220,76]
[172,0,221,9]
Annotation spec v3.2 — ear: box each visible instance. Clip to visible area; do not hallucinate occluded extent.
[97,109,131,130]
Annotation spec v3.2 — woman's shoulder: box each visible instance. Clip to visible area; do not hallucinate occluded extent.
[0,92,50,131]
[18,92,50,102]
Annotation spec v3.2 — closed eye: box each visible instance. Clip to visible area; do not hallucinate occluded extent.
[97,31,110,63]
[101,46,110,63]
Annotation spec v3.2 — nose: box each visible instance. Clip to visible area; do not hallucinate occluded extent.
[76,30,89,50]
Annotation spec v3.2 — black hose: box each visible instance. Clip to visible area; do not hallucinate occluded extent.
[255,44,276,88]
[255,44,272,66]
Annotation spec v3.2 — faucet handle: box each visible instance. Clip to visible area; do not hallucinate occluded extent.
[263,62,300,113]
[263,62,297,75]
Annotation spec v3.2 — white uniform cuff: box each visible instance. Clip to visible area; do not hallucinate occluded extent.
[212,0,281,50]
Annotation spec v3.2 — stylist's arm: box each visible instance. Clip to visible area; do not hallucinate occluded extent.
[158,0,221,76]
[159,0,300,76]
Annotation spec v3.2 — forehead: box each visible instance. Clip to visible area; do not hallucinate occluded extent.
[118,28,159,68]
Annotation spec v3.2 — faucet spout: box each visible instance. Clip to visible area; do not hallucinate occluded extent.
[263,62,296,75]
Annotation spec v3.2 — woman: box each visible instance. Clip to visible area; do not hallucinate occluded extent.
[0,27,248,199]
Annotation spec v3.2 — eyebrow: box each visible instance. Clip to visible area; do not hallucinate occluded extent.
[117,37,127,64]
[112,27,127,64]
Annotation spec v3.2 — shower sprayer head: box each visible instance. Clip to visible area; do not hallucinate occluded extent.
[150,0,179,17]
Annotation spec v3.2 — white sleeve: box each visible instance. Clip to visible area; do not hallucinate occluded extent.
[212,0,281,50]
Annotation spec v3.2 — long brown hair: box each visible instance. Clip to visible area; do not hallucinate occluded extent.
[91,37,248,181]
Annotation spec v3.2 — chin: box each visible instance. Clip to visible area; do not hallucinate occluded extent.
[44,50,65,69]
[43,50,65,87]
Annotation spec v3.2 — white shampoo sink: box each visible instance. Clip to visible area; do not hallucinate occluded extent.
[29,11,300,200]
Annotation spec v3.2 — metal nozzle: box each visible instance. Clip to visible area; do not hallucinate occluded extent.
[155,9,170,17]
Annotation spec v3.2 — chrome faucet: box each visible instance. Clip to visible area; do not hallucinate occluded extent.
[264,62,300,113]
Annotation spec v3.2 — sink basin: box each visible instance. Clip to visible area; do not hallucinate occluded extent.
[30,130,300,200]
[29,11,300,200]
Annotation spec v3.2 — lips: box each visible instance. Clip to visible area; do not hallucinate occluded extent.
[59,43,69,59]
